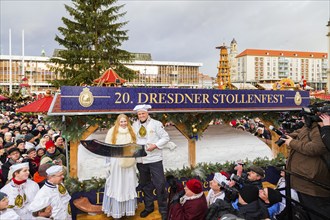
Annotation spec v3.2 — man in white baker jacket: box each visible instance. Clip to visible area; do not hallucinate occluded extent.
[0,192,20,220]
[132,104,170,220]
[29,165,71,220]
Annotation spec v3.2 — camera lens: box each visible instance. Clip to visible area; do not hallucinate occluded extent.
[275,139,285,147]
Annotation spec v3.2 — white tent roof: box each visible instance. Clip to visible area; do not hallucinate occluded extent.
[256,83,274,90]
[231,83,257,90]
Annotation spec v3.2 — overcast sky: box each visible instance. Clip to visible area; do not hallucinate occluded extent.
[0,0,329,77]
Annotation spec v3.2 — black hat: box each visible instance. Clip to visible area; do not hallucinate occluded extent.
[239,185,259,204]
[7,147,20,155]
[16,139,25,146]
[4,142,15,149]
[249,165,265,179]
[25,133,35,141]
[1,125,8,130]
[31,129,40,137]
[267,188,282,205]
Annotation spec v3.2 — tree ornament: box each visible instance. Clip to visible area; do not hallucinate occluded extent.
[193,128,197,133]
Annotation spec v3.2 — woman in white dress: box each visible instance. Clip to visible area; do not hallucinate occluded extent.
[102,114,138,219]
[0,162,40,219]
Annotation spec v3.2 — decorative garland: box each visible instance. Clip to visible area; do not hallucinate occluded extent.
[45,111,301,142]
[64,154,285,194]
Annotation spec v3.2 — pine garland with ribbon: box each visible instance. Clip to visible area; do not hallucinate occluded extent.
[46,111,300,142]
[64,154,285,194]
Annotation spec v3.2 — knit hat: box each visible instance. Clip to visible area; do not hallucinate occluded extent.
[45,140,55,150]
[186,178,203,194]
[4,142,15,148]
[249,165,265,178]
[267,188,282,205]
[239,185,259,203]
[25,133,35,141]
[229,120,237,127]
[0,192,8,201]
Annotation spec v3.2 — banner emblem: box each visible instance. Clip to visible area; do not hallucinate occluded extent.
[79,88,94,107]
[294,91,302,106]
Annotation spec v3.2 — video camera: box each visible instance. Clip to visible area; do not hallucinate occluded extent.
[300,101,330,128]
[230,173,244,185]
[220,181,239,202]
[277,112,304,133]
[269,125,288,147]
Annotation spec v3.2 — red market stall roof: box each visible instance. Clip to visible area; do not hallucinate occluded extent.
[93,68,126,85]
[17,95,53,113]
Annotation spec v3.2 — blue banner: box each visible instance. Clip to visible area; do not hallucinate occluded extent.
[60,86,309,113]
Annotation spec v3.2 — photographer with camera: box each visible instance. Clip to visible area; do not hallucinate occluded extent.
[231,163,265,190]
[283,105,330,220]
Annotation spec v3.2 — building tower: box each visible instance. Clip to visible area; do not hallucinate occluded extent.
[327,19,330,93]
[216,43,231,89]
[229,38,238,82]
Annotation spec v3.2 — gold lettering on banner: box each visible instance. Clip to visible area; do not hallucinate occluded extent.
[137,190,144,198]
[203,181,209,188]
[137,92,286,105]
[96,191,104,204]
[138,93,148,103]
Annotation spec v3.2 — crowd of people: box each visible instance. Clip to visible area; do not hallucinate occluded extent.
[0,97,329,220]
[229,117,272,145]
[0,100,69,219]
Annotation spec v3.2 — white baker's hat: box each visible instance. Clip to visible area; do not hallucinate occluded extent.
[9,162,29,174]
[133,104,152,112]
[29,197,50,213]
[213,172,229,185]
[46,165,62,176]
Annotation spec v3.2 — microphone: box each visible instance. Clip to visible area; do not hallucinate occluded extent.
[269,125,283,136]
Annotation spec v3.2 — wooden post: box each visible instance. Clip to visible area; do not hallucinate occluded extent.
[69,124,99,177]
[188,139,196,167]
[174,123,197,168]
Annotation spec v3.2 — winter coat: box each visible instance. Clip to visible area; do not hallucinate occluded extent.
[168,193,208,220]
[41,149,66,166]
[206,199,235,220]
[232,199,269,220]
[320,125,330,151]
[286,122,330,197]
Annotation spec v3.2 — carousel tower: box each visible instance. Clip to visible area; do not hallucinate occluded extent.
[216,43,231,89]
